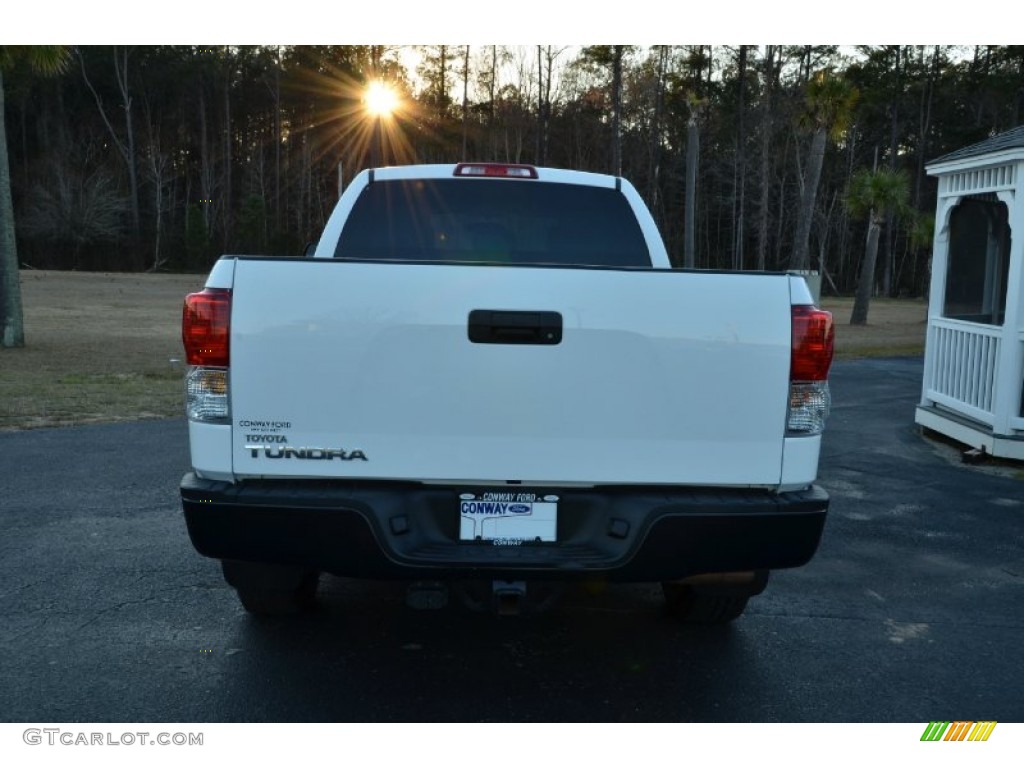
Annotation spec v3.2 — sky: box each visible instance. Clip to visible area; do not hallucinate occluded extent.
[5,2,1009,45]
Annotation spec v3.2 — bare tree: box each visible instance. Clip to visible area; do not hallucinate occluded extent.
[474,46,503,160]
[534,46,563,166]
[78,46,141,264]
[882,45,903,296]
[914,47,941,211]
[647,46,668,214]
[141,95,169,271]
[221,47,233,250]
[732,45,748,271]
[756,45,780,271]
[684,95,704,269]
[21,165,127,264]
[611,45,623,176]
[198,83,213,231]
[536,46,543,164]
[269,47,282,230]
[461,46,470,161]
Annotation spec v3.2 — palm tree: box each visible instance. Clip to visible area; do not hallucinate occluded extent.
[1,46,70,348]
[790,69,859,272]
[847,167,911,325]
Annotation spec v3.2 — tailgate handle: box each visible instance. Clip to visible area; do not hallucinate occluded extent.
[468,310,562,345]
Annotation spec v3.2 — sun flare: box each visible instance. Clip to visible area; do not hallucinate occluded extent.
[365,81,398,117]
[284,64,419,170]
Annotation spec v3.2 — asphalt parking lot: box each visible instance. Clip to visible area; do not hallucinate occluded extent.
[0,356,1021,722]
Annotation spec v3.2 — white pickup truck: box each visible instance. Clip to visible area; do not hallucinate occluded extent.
[180,162,833,622]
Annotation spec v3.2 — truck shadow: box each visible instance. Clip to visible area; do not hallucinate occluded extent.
[211,577,771,722]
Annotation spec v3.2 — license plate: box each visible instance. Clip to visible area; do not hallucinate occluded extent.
[459,492,558,544]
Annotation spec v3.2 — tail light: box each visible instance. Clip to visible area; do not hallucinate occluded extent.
[182,289,231,423]
[788,305,834,435]
[183,289,230,366]
[454,163,538,179]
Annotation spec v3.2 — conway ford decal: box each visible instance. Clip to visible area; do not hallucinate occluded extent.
[247,446,368,461]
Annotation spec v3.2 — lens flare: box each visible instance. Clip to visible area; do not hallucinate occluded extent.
[365,81,398,116]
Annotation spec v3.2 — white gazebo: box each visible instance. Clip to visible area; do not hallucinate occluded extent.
[916,125,1024,459]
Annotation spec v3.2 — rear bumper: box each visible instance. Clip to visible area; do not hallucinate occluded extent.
[180,474,828,582]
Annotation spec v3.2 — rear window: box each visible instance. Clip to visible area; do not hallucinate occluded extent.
[334,178,650,267]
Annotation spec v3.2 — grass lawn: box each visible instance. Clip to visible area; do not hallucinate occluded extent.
[821,296,928,359]
[1,271,205,430]
[0,270,928,430]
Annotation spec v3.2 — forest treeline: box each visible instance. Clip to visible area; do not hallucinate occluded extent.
[4,44,1024,296]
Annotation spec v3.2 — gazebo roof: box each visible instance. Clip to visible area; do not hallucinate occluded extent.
[929,125,1024,166]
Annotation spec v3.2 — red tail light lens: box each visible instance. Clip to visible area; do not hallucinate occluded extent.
[183,288,231,366]
[454,163,538,179]
[791,305,834,381]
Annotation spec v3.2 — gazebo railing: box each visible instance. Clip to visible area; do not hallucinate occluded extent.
[1013,332,1024,432]
[925,318,1002,426]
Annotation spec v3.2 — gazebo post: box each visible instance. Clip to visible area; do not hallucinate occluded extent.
[989,183,1024,436]
[919,195,956,409]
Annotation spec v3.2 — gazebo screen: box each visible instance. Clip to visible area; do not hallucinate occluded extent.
[943,197,1011,325]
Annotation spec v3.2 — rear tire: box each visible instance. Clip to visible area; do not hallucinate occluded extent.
[661,571,768,625]
[221,561,320,616]
[661,583,750,624]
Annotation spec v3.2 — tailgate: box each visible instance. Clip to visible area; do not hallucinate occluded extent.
[228,260,793,486]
